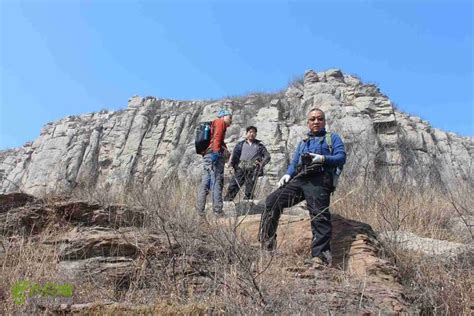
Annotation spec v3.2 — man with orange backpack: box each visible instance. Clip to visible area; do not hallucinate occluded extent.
[196,109,233,217]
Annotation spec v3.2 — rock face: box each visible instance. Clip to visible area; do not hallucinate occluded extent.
[0,69,472,196]
[0,193,162,290]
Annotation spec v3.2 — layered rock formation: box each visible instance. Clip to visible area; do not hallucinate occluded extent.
[0,69,472,196]
[0,193,410,313]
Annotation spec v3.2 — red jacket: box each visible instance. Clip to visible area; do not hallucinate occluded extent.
[207,118,228,153]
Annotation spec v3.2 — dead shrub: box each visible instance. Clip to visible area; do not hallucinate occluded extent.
[1,168,472,313]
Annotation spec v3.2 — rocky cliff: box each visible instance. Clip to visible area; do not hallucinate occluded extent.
[1,69,472,196]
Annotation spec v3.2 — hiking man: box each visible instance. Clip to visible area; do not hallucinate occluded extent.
[259,108,346,267]
[224,126,271,201]
[196,109,233,216]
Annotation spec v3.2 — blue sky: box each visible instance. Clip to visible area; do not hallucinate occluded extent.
[1,0,472,150]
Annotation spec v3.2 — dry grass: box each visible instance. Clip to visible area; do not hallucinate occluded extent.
[333,175,473,315]
[0,230,62,313]
[334,181,457,240]
[391,244,473,315]
[1,172,472,314]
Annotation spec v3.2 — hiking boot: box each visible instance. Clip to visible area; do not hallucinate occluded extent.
[304,252,331,269]
[310,256,327,269]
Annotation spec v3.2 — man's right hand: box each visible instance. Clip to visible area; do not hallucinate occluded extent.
[308,153,325,164]
[278,174,291,187]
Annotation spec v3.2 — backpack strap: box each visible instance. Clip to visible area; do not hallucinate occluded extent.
[300,133,332,154]
[325,132,333,154]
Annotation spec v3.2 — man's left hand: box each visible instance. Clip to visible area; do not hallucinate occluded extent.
[309,153,325,164]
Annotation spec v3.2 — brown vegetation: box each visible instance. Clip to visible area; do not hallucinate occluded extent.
[1,172,472,314]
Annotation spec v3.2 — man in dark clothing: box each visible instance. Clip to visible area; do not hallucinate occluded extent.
[224,126,271,201]
[259,108,346,268]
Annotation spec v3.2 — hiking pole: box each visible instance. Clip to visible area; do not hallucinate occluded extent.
[228,166,244,197]
[249,163,262,200]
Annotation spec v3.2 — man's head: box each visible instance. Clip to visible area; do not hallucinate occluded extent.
[217,109,233,126]
[245,126,257,141]
[307,108,326,133]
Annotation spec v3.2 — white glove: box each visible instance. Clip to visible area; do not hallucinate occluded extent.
[278,174,291,187]
[309,153,325,164]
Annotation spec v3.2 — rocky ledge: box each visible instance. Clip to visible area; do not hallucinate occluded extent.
[0,192,418,313]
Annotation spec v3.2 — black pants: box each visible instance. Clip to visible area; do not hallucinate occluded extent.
[259,172,332,258]
[225,167,258,201]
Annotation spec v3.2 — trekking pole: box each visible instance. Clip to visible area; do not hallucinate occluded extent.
[229,167,243,192]
[249,163,262,200]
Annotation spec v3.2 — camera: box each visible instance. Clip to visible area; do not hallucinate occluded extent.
[301,153,312,166]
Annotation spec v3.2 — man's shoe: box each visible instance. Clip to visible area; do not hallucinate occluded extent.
[310,256,327,269]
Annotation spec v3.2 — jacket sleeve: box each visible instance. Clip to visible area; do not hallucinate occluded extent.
[323,134,346,167]
[286,141,303,177]
[211,119,227,153]
[230,141,242,168]
[260,144,271,166]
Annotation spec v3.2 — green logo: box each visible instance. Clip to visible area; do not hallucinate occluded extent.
[11,280,73,305]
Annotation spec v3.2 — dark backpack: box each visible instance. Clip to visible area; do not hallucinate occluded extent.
[195,121,212,154]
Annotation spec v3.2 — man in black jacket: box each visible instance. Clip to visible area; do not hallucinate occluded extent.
[224,126,271,201]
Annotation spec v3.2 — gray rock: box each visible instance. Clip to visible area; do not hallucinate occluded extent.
[0,69,472,198]
[379,230,472,258]
[56,227,159,260]
[304,69,319,84]
[58,256,136,282]
[221,200,265,217]
[325,68,344,82]
[128,95,143,108]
